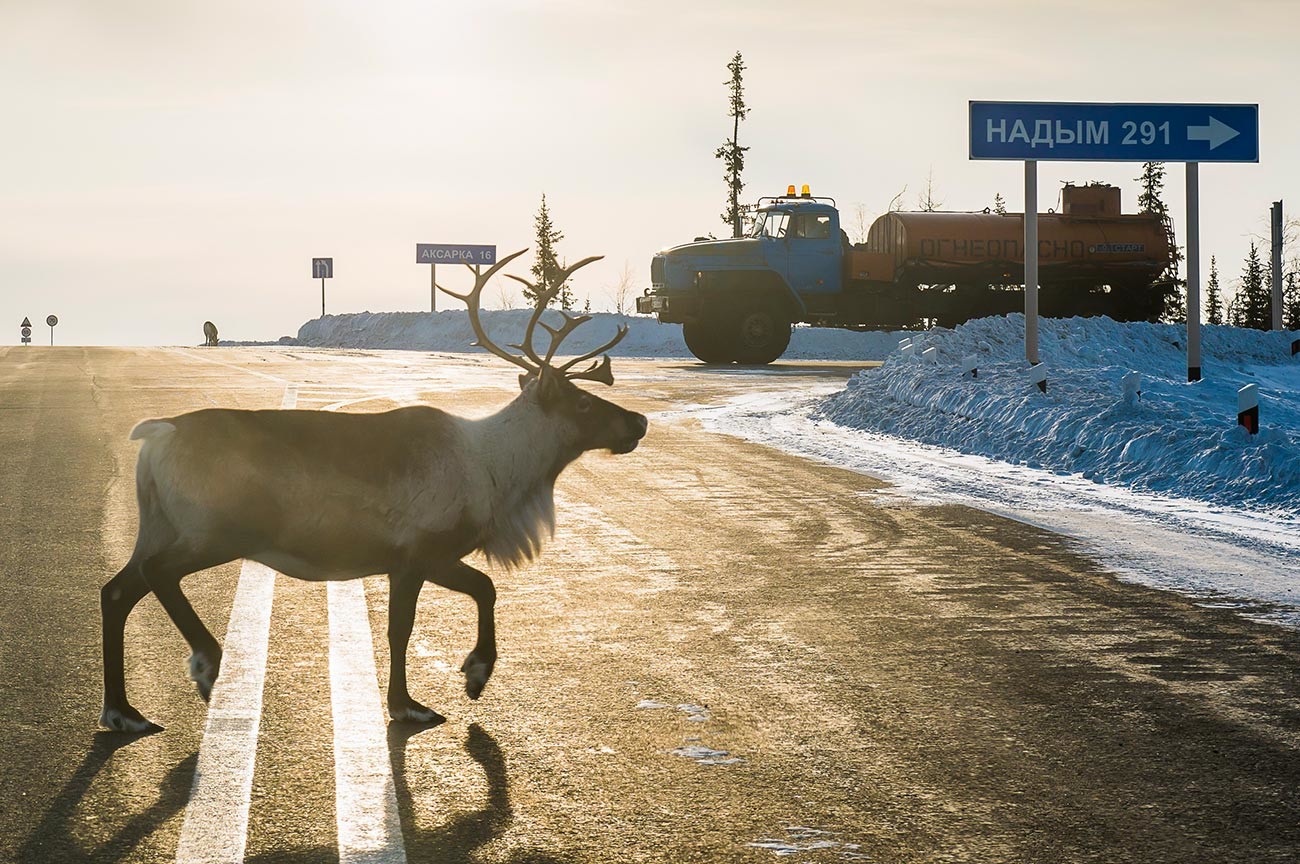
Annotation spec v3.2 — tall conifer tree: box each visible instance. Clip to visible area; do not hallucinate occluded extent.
[715,52,750,238]
[528,194,574,310]
[1238,242,1269,330]
[1204,255,1223,325]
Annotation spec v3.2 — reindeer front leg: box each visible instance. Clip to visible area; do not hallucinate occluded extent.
[386,571,444,725]
[427,561,497,700]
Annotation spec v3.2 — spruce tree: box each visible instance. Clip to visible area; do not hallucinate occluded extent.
[715,52,750,238]
[1239,242,1269,330]
[1136,161,1185,321]
[1284,272,1300,330]
[1136,162,1168,217]
[528,194,566,309]
[1204,255,1223,325]
[992,192,1007,215]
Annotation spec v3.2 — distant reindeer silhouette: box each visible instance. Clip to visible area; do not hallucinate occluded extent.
[202,321,218,347]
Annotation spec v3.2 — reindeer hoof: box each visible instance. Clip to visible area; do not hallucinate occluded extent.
[461,652,495,701]
[388,700,446,726]
[100,705,164,735]
[188,651,221,703]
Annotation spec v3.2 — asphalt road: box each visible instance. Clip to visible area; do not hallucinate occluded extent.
[2,345,1298,864]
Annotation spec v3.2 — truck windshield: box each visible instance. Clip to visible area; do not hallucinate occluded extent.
[752,212,789,238]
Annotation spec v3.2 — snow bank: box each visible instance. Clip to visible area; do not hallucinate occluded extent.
[295,310,906,361]
[816,316,1300,515]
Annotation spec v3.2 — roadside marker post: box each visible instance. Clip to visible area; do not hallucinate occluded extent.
[1029,362,1047,394]
[416,244,497,313]
[46,314,58,346]
[1237,383,1259,434]
[312,258,334,317]
[1123,371,1142,404]
[970,101,1259,382]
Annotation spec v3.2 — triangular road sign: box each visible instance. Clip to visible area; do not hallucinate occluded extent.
[20,317,31,328]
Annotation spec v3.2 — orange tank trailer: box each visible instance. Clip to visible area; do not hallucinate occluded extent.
[848,185,1171,290]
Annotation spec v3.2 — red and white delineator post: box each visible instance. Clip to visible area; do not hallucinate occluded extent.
[1029,362,1047,394]
[1237,383,1259,434]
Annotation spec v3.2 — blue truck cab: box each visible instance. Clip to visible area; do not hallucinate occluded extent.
[637,191,846,364]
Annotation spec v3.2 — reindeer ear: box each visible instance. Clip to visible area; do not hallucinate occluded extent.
[518,372,532,391]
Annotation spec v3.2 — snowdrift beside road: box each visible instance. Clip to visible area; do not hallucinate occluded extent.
[816,315,1300,515]
[295,310,906,361]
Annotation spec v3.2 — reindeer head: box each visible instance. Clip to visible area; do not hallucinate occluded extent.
[438,249,648,455]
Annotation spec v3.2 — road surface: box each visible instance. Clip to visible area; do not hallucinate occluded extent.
[1,346,1297,863]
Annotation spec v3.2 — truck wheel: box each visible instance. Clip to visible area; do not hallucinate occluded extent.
[732,306,791,365]
[682,320,733,364]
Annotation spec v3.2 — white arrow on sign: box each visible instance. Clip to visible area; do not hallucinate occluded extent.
[1188,116,1240,150]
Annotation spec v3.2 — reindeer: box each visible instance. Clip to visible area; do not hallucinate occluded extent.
[101,250,647,733]
[202,321,218,347]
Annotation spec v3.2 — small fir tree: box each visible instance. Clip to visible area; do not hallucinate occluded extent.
[715,52,750,238]
[1136,161,1186,321]
[528,194,566,309]
[1204,255,1223,325]
[992,192,1007,215]
[1285,272,1300,331]
[1238,242,1269,330]
[1136,162,1168,217]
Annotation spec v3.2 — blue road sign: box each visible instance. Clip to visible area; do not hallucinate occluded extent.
[970,102,1258,162]
[312,257,333,278]
[416,244,496,265]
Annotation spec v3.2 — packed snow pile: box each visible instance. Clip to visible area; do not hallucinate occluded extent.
[815,315,1300,515]
[295,310,906,360]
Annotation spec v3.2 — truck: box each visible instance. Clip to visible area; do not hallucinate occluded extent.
[636,183,1175,364]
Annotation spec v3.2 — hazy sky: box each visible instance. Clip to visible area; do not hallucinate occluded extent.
[3,0,1298,345]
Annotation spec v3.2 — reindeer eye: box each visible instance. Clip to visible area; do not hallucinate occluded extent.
[576,395,592,413]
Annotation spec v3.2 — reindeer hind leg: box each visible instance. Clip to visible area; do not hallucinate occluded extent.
[100,559,162,734]
[139,544,239,705]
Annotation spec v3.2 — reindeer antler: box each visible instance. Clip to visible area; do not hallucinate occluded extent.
[440,250,627,385]
[435,249,536,375]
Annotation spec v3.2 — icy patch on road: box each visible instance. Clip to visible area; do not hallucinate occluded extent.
[635,699,671,710]
[678,703,711,722]
[748,826,870,859]
[670,742,745,765]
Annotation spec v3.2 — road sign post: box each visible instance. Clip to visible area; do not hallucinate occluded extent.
[1024,159,1039,365]
[312,258,334,317]
[970,101,1259,382]
[1271,201,1284,331]
[46,314,58,346]
[416,244,496,313]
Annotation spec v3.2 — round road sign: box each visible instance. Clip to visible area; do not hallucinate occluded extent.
[46,315,58,327]
[21,326,31,338]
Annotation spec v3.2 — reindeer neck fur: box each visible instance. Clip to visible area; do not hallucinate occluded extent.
[466,386,581,569]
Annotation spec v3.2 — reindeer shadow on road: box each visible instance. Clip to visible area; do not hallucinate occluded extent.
[388,721,571,864]
[16,732,195,864]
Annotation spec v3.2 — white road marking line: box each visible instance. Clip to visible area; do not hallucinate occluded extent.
[173,561,277,864]
[168,347,289,384]
[175,384,295,864]
[328,580,407,864]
